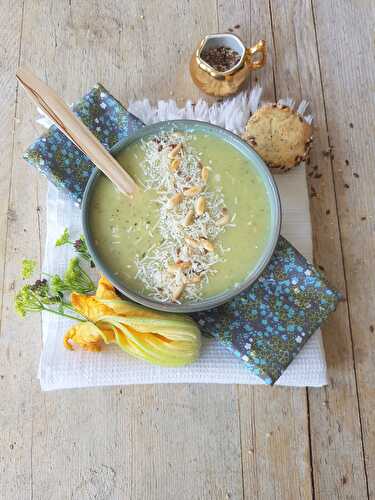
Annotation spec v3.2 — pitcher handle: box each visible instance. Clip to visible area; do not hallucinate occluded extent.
[245,40,266,70]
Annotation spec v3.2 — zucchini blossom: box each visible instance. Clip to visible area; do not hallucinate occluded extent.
[64,276,202,367]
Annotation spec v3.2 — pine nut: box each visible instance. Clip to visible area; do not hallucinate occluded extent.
[201,166,209,183]
[177,261,192,270]
[199,238,214,252]
[215,208,230,226]
[183,209,195,226]
[167,261,191,274]
[183,186,202,197]
[185,237,199,248]
[168,192,183,208]
[168,143,182,159]
[169,158,181,172]
[172,283,185,301]
[195,196,206,216]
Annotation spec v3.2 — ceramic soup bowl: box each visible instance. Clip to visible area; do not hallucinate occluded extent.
[82,120,281,313]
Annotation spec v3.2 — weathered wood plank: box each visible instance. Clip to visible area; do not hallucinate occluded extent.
[0,2,38,499]
[270,1,369,498]
[2,1,244,499]
[217,0,276,98]
[312,0,375,497]
[2,1,373,499]
[0,0,24,314]
[217,2,313,499]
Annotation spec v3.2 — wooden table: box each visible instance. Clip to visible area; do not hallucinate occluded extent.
[1,1,373,498]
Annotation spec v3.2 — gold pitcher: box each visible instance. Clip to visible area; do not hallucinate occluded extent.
[190,33,266,98]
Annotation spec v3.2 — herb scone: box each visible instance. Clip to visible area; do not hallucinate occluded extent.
[243,104,313,173]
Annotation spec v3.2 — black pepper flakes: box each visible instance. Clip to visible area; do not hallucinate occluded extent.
[326,209,331,215]
[370,325,374,333]
[344,183,350,189]
[234,24,240,28]
[353,172,359,178]
[345,159,350,166]
[361,216,367,221]
[201,46,241,72]
[349,123,354,128]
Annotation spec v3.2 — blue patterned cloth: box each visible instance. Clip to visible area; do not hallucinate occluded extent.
[193,237,339,384]
[23,85,340,384]
[24,84,144,205]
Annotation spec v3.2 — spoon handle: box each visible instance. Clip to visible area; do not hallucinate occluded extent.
[16,67,138,196]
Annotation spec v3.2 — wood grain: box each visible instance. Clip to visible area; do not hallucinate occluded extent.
[0,0,24,316]
[217,2,313,499]
[0,1,37,499]
[1,1,244,499]
[269,1,369,499]
[312,1,375,497]
[1,0,374,499]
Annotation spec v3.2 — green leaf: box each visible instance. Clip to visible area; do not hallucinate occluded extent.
[55,228,70,247]
[63,257,95,294]
[50,275,69,295]
[14,284,43,317]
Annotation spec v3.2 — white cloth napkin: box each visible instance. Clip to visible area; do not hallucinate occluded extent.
[39,166,326,390]
[39,92,327,390]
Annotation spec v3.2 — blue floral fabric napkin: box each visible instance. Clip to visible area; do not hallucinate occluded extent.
[24,84,144,205]
[192,236,338,384]
[23,84,340,384]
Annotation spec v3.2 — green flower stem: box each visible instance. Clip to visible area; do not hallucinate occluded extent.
[28,290,86,322]
[42,306,86,322]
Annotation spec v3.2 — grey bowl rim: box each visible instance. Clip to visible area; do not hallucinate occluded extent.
[82,119,281,313]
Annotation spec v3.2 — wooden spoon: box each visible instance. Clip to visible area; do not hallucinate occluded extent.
[16,67,138,196]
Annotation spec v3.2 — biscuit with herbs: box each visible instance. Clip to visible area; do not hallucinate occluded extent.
[243,104,313,172]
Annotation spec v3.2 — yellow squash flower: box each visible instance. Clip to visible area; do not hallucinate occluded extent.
[64,322,105,352]
[64,276,201,367]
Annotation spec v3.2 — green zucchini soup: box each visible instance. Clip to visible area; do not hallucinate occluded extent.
[88,130,272,303]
